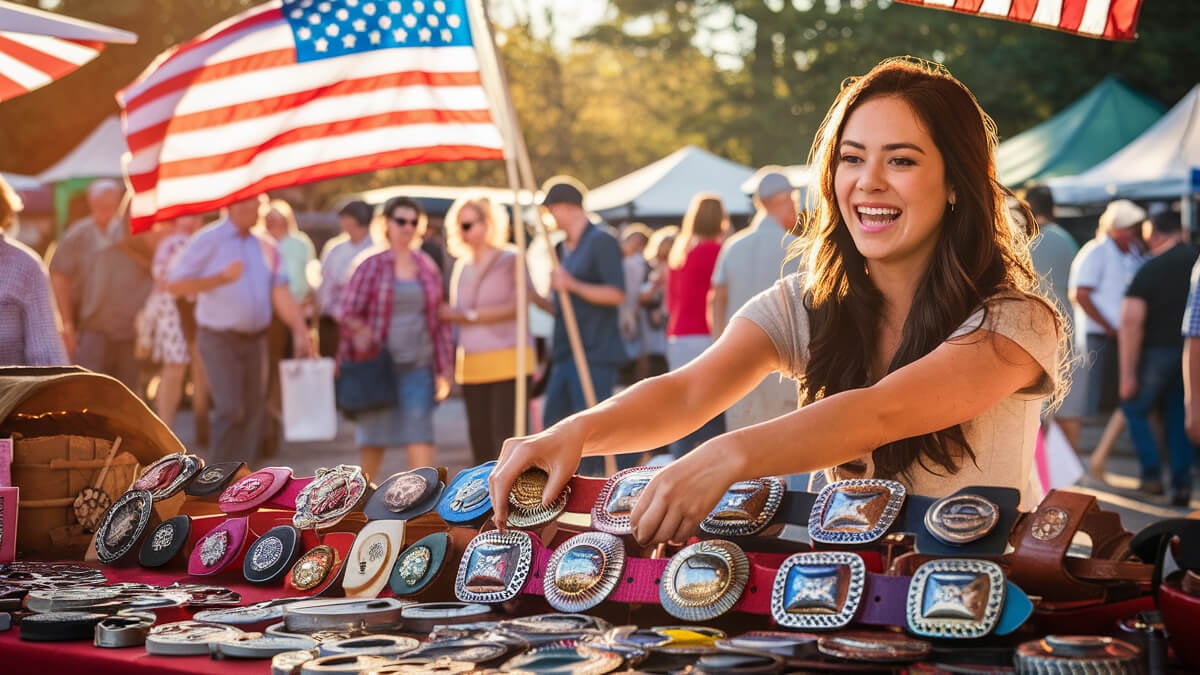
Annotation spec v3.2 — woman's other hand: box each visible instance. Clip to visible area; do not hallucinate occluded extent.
[435,375,451,402]
[629,440,742,546]
[489,422,588,528]
[437,304,463,323]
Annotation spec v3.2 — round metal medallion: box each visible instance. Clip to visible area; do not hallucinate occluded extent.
[219,472,273,504]
[455,530,533,604]
[591,466,659,535]
[196,466,225,484]
[543,532,625,613]
[95,489,154,564]
[293,464,368,530]
[198,530,230,568]
[150,523,176,551]
[250,535,285,572]
[1016,634,1143,673]
[924,493,1000,545]
[499,639,623,673]
[660,539,749,622]
[385,472,431,512]
[1030,506,1071,542]
[397,545,432,587]
[507,468,570,529]
[817,630,931,663]
[272,649,317,672]
[291,545,336,591]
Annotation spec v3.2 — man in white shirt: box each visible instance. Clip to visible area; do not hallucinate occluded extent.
[317,200,377,357]
[709,169,801,431]
[1069,199,1147,419]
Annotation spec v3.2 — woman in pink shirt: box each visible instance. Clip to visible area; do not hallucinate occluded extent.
[666,193,729,456]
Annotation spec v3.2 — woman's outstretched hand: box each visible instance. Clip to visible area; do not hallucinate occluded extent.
[488,422,588,528]
[628,441,742,547]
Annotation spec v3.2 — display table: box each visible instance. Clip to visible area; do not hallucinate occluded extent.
[1,563,301,675]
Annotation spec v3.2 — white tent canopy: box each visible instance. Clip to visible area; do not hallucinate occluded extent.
[1048,84,1200,204]
[0,1,136,43]
[586,145,755,220]
[38,115,127,183]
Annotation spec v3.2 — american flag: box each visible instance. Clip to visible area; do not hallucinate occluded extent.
[895,0,1143,41]
[118,0,505,233]
[0,32,103,102]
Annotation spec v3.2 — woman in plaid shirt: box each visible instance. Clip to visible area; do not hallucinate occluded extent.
[336,196,453,480]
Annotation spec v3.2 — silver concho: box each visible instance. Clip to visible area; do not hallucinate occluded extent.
[251,535,285,572]
[196,466,225,484]
[95,489,153,564]
[808,479,906,545]
[905,558,1005,639]
[455,530,533,604]
[385,473,430,513]
[507,469,570,529]
[150,523,176,552]
[924,494,1000,545]
[543,532,625,613]
[396,546,432,587]
[1030,506,1070,542]
[771,551,866,630]
[293,464,368,530]
[198,530,231,568]
[591,466,659,535]
[660,539,749,622]
[699,477,786,537]
[449,478,488,513]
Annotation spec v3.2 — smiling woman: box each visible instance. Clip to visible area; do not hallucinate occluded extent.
[487,57,1067,546]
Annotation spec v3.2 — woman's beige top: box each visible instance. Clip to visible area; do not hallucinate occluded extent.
[734,274,1060,510]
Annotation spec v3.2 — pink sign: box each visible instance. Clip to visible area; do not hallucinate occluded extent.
[0,436,11,487]
[0,487,16,563]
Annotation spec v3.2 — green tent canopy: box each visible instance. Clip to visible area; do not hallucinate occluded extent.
[996,77,1165,188]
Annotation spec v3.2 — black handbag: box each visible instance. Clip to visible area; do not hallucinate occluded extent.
[335,349,397,418]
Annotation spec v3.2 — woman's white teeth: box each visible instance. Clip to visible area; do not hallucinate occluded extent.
[858,206,900,216]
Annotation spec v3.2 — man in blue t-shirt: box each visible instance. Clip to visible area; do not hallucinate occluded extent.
[539,176,630,474]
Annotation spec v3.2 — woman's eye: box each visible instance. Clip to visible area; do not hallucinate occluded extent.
[890,157,916,167]
[838,154,862,164]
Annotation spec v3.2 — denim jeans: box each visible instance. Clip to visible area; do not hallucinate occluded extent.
[542,359,636,476]
[1119,346,1196,491]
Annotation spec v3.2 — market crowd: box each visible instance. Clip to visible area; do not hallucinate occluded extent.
[1,159,1198,505]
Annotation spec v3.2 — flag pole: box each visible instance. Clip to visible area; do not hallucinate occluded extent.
[471,0,614,474]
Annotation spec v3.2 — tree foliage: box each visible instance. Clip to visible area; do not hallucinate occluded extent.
[0,0,1197,208]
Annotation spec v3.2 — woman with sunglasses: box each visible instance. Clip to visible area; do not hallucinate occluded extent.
[488,57,1067,546]
[336,196,453,480]
[438,196,553,464]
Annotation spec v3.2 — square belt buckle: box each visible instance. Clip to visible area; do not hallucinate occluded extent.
[905,558,1005,639]
[699,477,785,537]
[807,479,906,545]
[770,551,865,630]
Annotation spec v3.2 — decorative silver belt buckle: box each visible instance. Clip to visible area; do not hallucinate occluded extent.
[698,477,785,537]
[807,479,906,545]
[591,466,659,535]
[924,493,1000,546]
[543,532,626,613]
[507,468,569,529]
[770,551,866,630]
[905,558,1005,639]
[293,464,369,530]
[455,530,534,604]
[659,540,749,622]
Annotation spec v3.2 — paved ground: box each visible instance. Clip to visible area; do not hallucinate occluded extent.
[169,398,1193,535]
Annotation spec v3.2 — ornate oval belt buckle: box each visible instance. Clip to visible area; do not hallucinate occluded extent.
[699,477,785,537]
[145,620,245,656]
[288,544,339,592]
[924,493,1000,546]
[499,639,623,674]
[507,468,569,529]
[219,467,291,514]
[188,517,248,575]
[543,532,626,613]
[591,466,660,535]
[770,551,866,630]
[293,464,369,530]
[390,532,449,596]
[437,461,496,524]
[659,540,749,622]
[365,467,443,521]
[184,461,244,497]
[95,489,156,564]
[905,558,1006,639]
[244,524,303,584]
[133,453,202,501]
[808,479,906,545]
[343,520,406,598]
[455,529,533,604]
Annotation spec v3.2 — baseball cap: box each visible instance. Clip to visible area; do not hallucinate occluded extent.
[538,175,586,207]
[1100,199,1147,231]
[756,171,794,201]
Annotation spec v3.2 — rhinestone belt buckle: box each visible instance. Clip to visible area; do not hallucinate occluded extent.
[807,479,906,545]
[455,530,533,605]
[770,551,865,630]
[905,558,1005,639]
[699,477,785,537]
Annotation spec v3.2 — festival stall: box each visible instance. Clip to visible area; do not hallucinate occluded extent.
[0,363,1193,673]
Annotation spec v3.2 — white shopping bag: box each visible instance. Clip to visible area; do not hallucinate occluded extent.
[1034,419,1085,497]
[279,358,338,442]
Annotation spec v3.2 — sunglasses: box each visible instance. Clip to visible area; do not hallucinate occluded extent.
[459,220,481,232]
[389,215,418,227]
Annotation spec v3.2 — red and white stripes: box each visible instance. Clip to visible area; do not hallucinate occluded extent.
[895,0,1144,41]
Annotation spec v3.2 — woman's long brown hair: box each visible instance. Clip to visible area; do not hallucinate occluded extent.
[792,57,1062,481]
